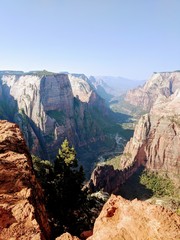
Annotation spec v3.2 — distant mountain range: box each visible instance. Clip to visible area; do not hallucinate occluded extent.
[89,75,145,102]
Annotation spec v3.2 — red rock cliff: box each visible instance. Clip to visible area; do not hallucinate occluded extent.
[121,90,180,185]
[0,120,51,240]
[87,195,180,240]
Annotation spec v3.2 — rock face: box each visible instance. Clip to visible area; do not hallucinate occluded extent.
[0,120,51,240]
[0,72,113,163]
[87,195,180,240]
[121,89,180,184]
[89,88,180,193]
[88,164,137,194]
[125,71,180,112]
[56,232,80,240]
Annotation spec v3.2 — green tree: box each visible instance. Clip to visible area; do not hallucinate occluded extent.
[32,139,100,237]
[43,139,85,235]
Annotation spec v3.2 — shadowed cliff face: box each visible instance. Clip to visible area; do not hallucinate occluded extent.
[0,73,113,164]
[0,120,51,240]
[125,71,180,112]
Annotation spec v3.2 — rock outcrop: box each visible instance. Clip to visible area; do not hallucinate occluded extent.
[56,232,80,240]
[88,164,137,194]
[0,72,113,164]
[0,120,51,239]
[125,71,180,112]
[87,195,180,240]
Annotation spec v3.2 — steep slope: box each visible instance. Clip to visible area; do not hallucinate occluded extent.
[87,195,180,240]
[0,72,115,167]
[0,120,51,240]
[125,71,180,112]
[88,76,115,102]
[121,89,180,185]
[89,89,180,193]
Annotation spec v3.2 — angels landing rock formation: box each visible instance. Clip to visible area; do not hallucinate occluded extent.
[125,71,180,112]
[0,72,113,165]
[87,195,180,240]
[0,120,51,240]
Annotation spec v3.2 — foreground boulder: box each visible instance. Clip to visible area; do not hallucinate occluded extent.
[0,120,51,239]
[87,195,180,240]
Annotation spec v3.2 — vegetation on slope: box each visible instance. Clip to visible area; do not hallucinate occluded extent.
[32,139,104,238]
[140,170,175,197]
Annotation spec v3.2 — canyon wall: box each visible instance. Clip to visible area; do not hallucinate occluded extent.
[0,120,51,240]
[121,89,180,184]
[0,72,113,164]
[89,77,180,192]
[125,71,180,112]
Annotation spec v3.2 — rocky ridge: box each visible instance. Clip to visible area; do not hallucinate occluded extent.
[125,71,180,112]
[0,120,51,240]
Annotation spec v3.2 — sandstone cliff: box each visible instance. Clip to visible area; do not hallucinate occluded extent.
[121,89,180,184]
[88,164,137,194]
[125,71,180,112]
[89,88,180,193]
[87,195,180,240]
[0,72,113,165]
[0,120,51,240]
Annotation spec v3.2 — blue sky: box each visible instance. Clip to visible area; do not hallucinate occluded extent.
[0,0,180,79]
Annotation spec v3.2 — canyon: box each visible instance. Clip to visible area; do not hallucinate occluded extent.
[89,72,180,192]
[0,70,180,239]
[0,71,121,174]
[0,120,179,240]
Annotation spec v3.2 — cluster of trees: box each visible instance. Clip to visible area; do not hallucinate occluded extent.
[140,170,175,197]
[32,139,101,237]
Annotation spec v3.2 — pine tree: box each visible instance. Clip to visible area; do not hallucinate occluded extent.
[52,139,85,234]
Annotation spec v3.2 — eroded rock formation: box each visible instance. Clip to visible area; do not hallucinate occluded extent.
[0,120,51,240]
[121,89,180,184]
[87,195,180,240]
[125,71,180,112]
[56,232,80,240]
[89,88,180,193]
[88,164,137,194]
[0,72,113,163]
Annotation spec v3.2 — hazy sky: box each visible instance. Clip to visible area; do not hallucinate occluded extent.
[0,0,180,79]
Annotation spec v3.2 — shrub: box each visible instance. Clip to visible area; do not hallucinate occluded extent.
[140,170,174,197]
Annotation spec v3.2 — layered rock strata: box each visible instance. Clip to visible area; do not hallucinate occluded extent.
[89,89,180,193]
[0,72,111,161]
[121,89,180,184]
[0,120,51,240]
[125,71,180,112]
[87,195,180,240]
